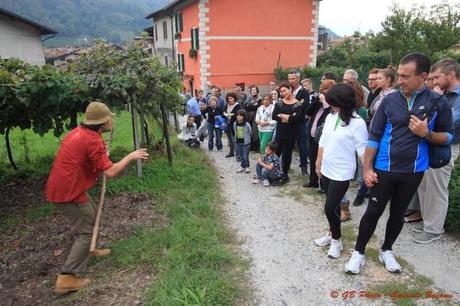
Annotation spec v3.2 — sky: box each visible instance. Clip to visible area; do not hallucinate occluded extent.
[319,0,460,37]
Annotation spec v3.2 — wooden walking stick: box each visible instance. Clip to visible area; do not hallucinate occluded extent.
[90,128,114,254]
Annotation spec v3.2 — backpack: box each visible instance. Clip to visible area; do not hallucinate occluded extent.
[425,92,451,169]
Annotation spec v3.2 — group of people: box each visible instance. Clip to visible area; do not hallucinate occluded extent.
[41,51,459,295]
[182,52,460,275]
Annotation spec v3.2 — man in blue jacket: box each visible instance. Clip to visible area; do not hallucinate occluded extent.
[345,53,454,275]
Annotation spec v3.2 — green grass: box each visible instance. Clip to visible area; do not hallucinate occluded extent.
[101,145,249,305]
[1,112,250,305]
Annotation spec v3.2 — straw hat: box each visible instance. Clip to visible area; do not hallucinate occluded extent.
[83,102,115,125]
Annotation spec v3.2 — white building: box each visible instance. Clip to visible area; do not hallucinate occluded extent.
[0,8,57,65]
[145,1,179,67]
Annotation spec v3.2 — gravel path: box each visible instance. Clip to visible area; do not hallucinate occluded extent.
[201,135,460,306]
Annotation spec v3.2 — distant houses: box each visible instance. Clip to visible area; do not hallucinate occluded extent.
[0,8,57,65]
[146,0,321,93]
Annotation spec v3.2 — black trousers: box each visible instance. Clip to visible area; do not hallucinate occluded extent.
[321,176,350,240]
[226,128,235,156]
[308,136,319,186]
[276,136,296,176]
[355,170,424,254]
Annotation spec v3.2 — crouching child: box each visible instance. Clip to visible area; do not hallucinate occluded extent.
[253,141,283,186]
[178,115,200,148]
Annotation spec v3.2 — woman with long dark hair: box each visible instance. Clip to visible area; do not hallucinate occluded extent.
[244,85,262,151]
[313,84,368,259]
[224,92,242,158]
[272,82,302,182]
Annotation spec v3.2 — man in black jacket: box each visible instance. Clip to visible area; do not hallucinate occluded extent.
[288,71,310,175]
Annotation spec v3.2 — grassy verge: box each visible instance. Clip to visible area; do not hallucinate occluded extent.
[100,144,249,305]
[1,112,250,305]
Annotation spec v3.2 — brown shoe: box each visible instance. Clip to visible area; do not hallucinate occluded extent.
[405,211,422,223]
[340,200,351,221]
[55,274,90,294]
[90,248,111,257]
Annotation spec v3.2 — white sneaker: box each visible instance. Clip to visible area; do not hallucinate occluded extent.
[327,239,342,259]
[314,232,332,246]
[236,168,244,173]
[245,168,250,173]
[263,179,270,187]
[252,178,261,184]
[378,250,401,273]
[345,250,365,274]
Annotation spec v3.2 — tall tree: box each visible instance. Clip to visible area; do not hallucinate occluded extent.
[369,4,460,64]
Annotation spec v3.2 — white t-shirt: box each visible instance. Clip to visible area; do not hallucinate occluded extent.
[319,112,368,181]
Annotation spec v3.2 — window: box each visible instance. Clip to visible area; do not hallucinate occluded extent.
[164,55,169,66]
[163,21,168,40]
[191,27,199,50]
[177,54,185,72]
[175,12,183,33]
[154,24,158,41]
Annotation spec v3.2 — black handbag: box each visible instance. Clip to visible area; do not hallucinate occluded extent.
[426,93,451,169]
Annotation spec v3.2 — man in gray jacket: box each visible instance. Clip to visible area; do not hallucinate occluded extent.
[412,58,460,244]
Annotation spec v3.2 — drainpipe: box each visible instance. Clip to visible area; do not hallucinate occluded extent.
[168,13,176,64]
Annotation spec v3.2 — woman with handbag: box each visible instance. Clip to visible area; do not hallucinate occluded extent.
[304,79,335,189]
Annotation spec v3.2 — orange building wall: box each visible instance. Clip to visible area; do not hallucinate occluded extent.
[177,1,201,92]
[207,0,315,89]
[208,39,313,88]
[177,0,316,91]
[208,0,314,37]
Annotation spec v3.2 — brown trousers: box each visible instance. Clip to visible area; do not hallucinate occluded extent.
[54,198,96,275]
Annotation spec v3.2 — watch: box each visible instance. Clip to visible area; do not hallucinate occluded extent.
[424,130,432,140]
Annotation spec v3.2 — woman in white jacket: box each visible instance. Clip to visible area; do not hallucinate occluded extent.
[255,95,277,153]
[313,84,368,259]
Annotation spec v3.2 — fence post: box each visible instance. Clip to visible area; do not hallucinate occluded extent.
[160,102,173,165]
[130,103,142,177]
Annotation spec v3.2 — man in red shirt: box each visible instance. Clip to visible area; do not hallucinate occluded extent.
[45,102,149,294]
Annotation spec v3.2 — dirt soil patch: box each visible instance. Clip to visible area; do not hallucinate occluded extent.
[0,182,167,306]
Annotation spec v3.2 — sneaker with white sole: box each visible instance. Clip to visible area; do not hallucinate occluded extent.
[263,179,270,187]
[314,232,332,247]
[245,168,250,173]
[411,222,424,233]
[252,178,261,184]
[378,250,401,273]
[345,250,365,274]
[412,231,441,244]
[236,168,244,173]
[327,239,342,259]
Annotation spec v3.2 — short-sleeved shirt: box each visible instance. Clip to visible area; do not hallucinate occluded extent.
[45,126,113,203]
[236,122,245,143]
[263,153,283,177]
[319,112,368,181]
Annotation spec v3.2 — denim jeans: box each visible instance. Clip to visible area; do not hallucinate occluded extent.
[235,142,250,168]
[256,163,280,181]
[297,121,309,168]
[207,124,222,150]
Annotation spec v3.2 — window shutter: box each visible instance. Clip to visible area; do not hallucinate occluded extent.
[163,21,168,40]
[175,12,183,33]
[190,28,199,50]
[177,54,185,72]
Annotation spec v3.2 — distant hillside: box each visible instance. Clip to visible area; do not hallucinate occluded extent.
[0,0,170,47]
[319,25,340,40]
